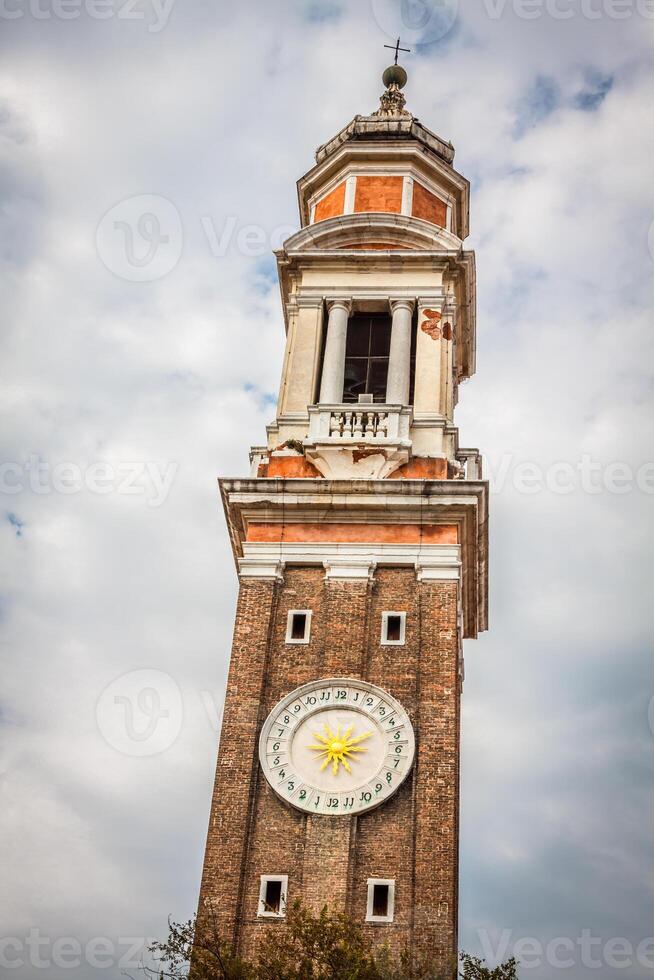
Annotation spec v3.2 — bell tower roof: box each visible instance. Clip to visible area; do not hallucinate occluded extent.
[314,112,456,168]
[296,61,467,237]
[314,61,455,168]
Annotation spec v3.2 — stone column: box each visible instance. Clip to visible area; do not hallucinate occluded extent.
[386,299,415,405]
[319,299,351,404]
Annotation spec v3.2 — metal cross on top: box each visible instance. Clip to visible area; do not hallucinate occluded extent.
[384,37,411,65]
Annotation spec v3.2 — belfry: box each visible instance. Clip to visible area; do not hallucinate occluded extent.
[196,57,488,975]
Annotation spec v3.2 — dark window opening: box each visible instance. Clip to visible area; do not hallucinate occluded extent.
[264,879,283,914]
[408,308,418,405]
[342,310,418,405]
[343,313,392,403]
[315,305,329,403]
[372,883,390,918]
[386,615,402,643]
[291,613,307,641]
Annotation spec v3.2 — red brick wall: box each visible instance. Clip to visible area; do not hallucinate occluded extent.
[412,182,448,227]
[389,457,449,480]
[354,175,404,215]
[195,578,280,946]
[196,566,460,973]
[314,182,346,222]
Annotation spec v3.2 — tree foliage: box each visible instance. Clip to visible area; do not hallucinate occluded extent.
[256,902,379,980]
[133,912,252,980]
[132,906,518,980]
[459,954,519,980]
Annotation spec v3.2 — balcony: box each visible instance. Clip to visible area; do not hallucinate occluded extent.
[304,403,412,480]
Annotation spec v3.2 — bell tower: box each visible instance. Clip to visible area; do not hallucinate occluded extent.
[196,59,488,976]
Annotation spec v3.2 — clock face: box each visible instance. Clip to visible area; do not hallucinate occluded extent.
[259,678,415,817]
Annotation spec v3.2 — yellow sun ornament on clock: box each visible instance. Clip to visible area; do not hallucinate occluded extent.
[309,722,373,776]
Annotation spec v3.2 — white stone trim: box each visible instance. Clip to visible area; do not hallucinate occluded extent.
[323,559,377,581]
[240,543,461,582]
[257,875,288,918]
[311,140,458,183]
[381,611,406,646]
[294,295,325,309]
[239,559,285,581]
[416,563,459,581]
[417,294,446,309]
[285,609,312,644]
[285,213,463,255]
[243,510,453,527]
[366,878,395,923]
[401,175,414,216]
[344,174,356,214]
[232,487,482,510]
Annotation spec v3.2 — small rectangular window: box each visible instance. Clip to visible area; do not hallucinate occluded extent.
[291,613,307,640]
[286,610,312,644]
[386,615,402,642]
[373,883,389,917]
[366,878,395,923]
[265,879,282,912]
[258,875,288,918]
[381,612,406,646]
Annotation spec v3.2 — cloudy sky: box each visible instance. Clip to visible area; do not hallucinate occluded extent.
[1,0,654,976]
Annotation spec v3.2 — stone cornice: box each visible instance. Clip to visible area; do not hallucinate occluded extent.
[220,478,488,638]
[314,117,456,167]
[281,212,463,255]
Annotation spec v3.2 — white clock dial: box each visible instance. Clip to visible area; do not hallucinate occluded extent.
[259,678,415,817]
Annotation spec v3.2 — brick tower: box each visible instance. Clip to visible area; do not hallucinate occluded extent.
[196,60,488,976]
